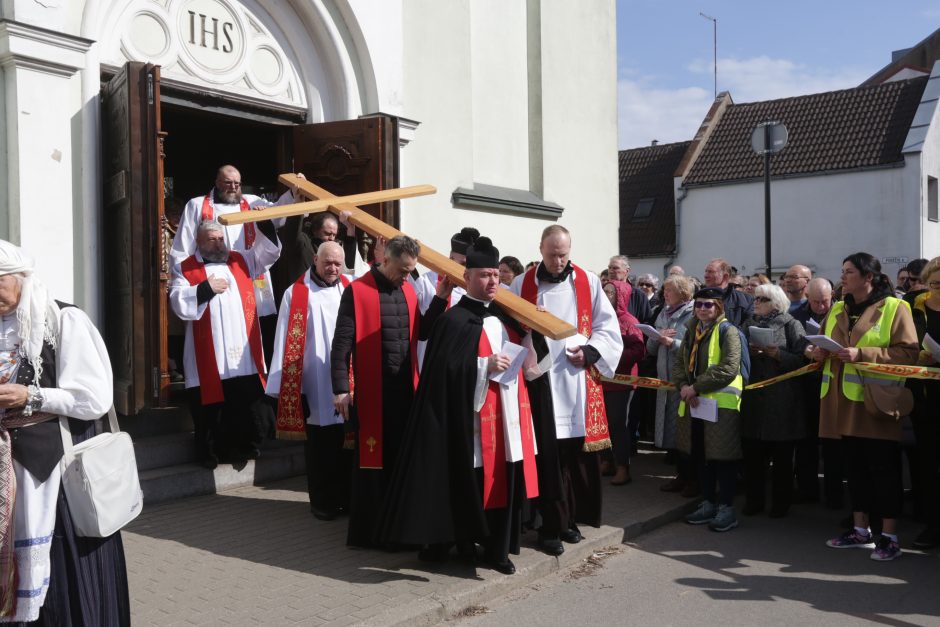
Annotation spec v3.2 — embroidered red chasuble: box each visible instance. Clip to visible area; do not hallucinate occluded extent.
[520,264,611,452]
[181,252,266,405]
[275,274,351,440]
[349,272,419,469]
[477,328,539,509]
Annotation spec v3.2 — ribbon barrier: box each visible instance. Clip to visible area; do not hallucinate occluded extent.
[602,361,940,391]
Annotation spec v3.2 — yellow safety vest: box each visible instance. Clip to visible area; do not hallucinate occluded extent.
[820,297,908,401]
[679,322,743,417]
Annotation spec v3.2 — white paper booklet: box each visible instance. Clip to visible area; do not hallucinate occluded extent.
[924,333,940,362]
[805,335,845,353]
[637,324,662,340]
[748,326,775,348]
[689,397,718,422]
[489,342,528,385]
[806,318,821,334]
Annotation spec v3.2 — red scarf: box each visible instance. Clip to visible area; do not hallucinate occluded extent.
[201,192,254,248]
[275,274,351,439]
[520,264,611,452]
[478,327,539,509]
[181,252,266,405]
[349,272,419,469]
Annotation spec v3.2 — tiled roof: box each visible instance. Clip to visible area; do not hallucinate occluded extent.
[618,141,691,256]
[683,76,928,186]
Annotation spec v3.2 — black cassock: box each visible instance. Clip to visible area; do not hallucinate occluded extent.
[377,298,527,560]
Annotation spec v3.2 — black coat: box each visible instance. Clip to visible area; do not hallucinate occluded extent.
[377,298,521,545]
[722,285,754,328]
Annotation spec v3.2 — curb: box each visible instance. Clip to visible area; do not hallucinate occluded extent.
[365,498,700,626]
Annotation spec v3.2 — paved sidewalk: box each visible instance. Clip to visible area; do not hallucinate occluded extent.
[124,449,697,626]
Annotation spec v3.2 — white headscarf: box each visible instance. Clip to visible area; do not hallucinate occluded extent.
[0,240,60,385]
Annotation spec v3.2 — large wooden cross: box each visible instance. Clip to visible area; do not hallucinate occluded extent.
[217,174,576,340]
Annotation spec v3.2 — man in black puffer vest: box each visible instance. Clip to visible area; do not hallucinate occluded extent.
[331,235,449,547]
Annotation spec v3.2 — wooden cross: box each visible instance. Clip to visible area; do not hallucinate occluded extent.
[222,174,577,340]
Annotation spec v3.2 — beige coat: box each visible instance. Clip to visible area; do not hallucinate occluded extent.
[818,296,919,441]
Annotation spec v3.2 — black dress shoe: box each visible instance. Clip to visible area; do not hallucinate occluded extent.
[201,454,219,470]
[536,536,564,556]
[245,447,261,460]
[487,558,516,575]
[560,527,582,544]
[310,506,338,521]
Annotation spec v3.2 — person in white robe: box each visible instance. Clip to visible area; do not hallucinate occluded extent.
[509,224,622,556]
[266,241,353,520]
[169,218,281,467]
[0,240,127,625]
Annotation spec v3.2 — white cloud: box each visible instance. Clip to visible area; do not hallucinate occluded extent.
[618,56,869,150]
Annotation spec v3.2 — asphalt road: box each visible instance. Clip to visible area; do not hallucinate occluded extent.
[459,502,940,626]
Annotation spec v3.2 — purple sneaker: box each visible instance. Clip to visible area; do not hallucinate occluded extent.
[826,529,875,549]
[870,536,901,561]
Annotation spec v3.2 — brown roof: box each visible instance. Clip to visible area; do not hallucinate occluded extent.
[618,141,691,256]
[683,76,928,186]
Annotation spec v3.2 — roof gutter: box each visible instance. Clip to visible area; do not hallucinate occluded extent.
[664,184,688,278]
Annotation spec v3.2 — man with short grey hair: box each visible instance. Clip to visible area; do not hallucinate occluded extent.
[331,234,451,547]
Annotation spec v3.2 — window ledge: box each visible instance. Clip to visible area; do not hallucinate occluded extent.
[451,183,563,218]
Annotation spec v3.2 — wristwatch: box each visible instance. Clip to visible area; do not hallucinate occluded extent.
[23,384,43,416]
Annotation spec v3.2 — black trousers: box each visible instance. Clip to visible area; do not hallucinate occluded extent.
[188,375,272,461]
[691,418,737,507]
[795,388,821,499]
[604,389,631,466]
[476,462,524,563]
[910,402,940,529]
[843,436,903,520]
[538,438,602,537]
[743,438,795,511]
[821,437,845,508]
[304,423,352,512]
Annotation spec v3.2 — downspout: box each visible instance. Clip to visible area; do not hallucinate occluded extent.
[664,185,688,277]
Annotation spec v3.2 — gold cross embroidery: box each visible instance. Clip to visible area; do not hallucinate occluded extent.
[366,436,377,453]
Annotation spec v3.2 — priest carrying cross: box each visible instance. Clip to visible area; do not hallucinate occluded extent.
[330,235,452,547]
[509,225,623,556]
[377,236,539,575]
[169,218,281,468]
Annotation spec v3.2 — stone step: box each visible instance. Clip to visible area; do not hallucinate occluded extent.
[133,432,196,471]
[138,441,306,504]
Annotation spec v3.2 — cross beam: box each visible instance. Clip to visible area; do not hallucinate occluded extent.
[216,185,436,226]
[281,174,577,340]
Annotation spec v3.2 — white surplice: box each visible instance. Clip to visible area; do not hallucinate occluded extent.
[468,313,537,468]
[170,190,293,316]
[168,232,281,389]
[509,265,622,439]
[2,307,114,623]
[265,273,351,426]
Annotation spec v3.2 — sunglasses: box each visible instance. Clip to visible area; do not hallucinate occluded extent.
[638,282,654,288]
[754,296,771,303]
[693,301,717,309]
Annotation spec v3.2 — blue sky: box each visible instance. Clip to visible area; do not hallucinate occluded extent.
[617,1,940,148]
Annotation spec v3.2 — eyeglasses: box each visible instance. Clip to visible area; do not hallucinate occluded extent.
[693,301,716,309]
[638,282,654,288]
[754,296,771,303]
[929,281,940,289]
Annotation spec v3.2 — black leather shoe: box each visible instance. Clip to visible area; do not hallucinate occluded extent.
[560,527,582,544]
[201,454,219,470]
[536,536,564,556]
[487,558,516,575]
[310,506,338,521]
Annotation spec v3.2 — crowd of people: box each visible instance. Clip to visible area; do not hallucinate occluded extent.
[2,162,938,622]
[606,253,940,563]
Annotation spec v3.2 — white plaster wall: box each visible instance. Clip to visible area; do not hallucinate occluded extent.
[399,0,618,271]
[674,165,921,284]
[915,95,940,261]
[345,0,402,115]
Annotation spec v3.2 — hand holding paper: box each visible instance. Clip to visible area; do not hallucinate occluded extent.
[805,334,845,353]
[489,342,529,385]
[924,334,940,363]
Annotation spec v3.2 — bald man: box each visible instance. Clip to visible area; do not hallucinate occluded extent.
[668,265,684,276]
[782,264,813,313]
[266,240,354,520]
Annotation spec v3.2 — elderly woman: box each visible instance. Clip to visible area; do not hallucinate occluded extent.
[740,283,808,518]
[673,287,744,532]
[812,252,918,561]
[649,276,696,494]
[636,273,661,309]
[0,240,128,623]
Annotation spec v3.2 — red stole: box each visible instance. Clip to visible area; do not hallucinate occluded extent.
[477,327,539,509]
[201,193,254,248]
[436,273,452,310]
[275,274,351,440]
[349,272,420,469]
[181,252,266,405]
[520,264,611,452]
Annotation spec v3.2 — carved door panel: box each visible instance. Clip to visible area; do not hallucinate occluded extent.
[101,62,168,414]
[291,116,400,227]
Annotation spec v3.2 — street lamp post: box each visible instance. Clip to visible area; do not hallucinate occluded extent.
[750,121,789,274]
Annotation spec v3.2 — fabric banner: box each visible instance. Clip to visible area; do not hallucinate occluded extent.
[854,362,940,382]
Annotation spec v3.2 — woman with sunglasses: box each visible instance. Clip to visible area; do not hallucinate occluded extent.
[810,252,918,561]
[673,287,744,532]
[740,283,808,518]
